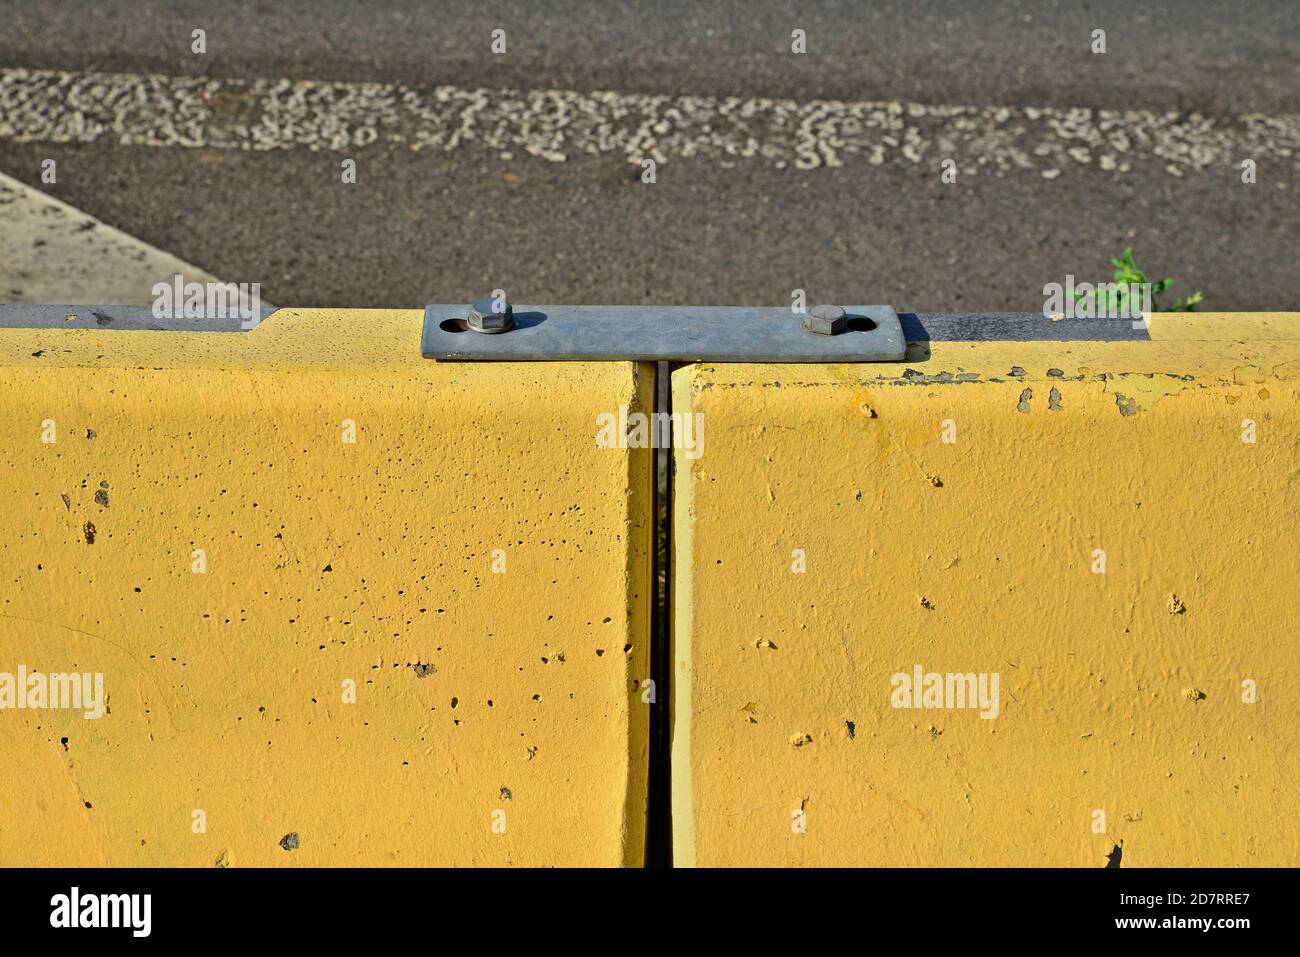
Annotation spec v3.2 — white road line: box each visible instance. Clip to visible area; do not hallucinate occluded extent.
[1,68,1296,176]
[0,170,227,304]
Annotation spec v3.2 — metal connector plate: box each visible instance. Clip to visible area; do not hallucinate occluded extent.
[421,304,907,362]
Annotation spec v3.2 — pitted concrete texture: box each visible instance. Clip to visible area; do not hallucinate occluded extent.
[672,313,1300,867]
[0,310,653,866]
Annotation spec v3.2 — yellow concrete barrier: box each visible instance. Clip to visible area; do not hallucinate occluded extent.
[671,314,1299,867]
[0,310,653,866]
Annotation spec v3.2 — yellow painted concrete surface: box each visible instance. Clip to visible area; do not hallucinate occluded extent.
[0,310,653,866]
[672,313,1299,867]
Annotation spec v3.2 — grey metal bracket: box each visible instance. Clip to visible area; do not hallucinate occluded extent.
[0,303,276,331]
[0,304,1154,353]
[421,304,907,362]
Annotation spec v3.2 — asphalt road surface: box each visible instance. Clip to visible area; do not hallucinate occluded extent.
[0,0,1296,310]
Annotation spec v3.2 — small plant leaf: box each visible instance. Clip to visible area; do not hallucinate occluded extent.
[1078,248,1204,314]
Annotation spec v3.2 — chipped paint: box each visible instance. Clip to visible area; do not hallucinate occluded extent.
[673,313,1300,867]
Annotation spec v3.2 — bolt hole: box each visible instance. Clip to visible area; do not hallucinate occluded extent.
[439,317,469,333]
[847,316,877,332]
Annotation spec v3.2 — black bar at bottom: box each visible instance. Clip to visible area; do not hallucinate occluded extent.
[0,867,1288,942]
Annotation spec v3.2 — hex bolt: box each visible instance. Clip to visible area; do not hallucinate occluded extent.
[803,303,848,336]
[467,296,515,334]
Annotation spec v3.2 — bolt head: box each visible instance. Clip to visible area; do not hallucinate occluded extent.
[804,304,848,335]
[467,296,515,333]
